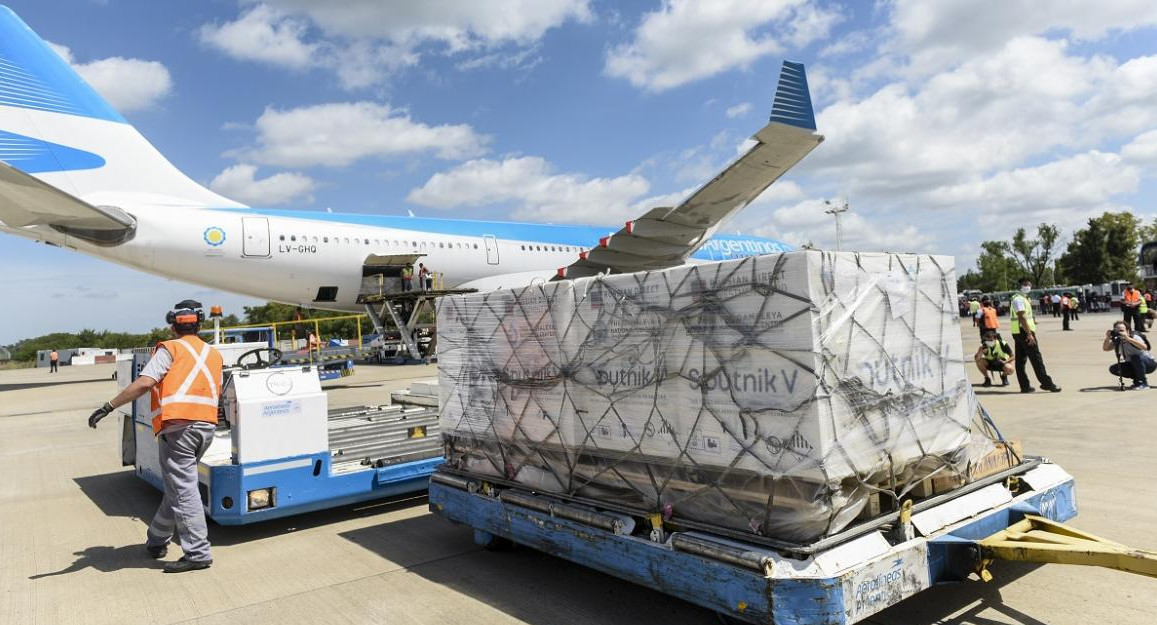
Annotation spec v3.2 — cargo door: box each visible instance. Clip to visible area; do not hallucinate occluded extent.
[483,234,500,265]
[242,217,270,257]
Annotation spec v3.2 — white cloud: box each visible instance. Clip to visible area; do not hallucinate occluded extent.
[232,102,490,168]
[604,0,840,91]
[755,198,933,252]
[200,1,589,88]
[209,164,317,205]
[889,0,1157,75]
[928,151,1139,216]
[725,102,752,118]
[48,42,172,112]
[406,156,650,224]
[199,5,319,70]
[262,0,591,47]
[1122,130,1157,165]
[805,37,1152,196]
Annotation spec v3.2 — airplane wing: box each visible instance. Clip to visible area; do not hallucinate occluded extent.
[555,61,823,280]
[0,161,134,230]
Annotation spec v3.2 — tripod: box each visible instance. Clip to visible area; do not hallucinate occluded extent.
[1113,338,1126,391]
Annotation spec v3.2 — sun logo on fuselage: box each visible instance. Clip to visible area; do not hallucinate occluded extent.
[203,226,226,247]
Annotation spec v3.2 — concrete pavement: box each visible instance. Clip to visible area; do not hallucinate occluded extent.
[1,312,1154,625]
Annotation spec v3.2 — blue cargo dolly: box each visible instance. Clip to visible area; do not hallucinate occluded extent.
[429,459,1154,625]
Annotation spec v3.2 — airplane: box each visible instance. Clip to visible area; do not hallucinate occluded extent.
[0,6,823,317]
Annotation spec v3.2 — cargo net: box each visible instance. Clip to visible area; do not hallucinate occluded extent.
[437,251,997,543]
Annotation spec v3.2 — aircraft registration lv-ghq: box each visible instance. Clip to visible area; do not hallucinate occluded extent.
[0,6,822,314]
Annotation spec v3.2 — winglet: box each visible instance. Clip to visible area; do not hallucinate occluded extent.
[768,61,816,131]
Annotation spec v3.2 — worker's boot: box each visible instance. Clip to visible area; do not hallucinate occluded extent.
[146,545,167,559]
[163,557,212,573]
[1000,373,1009,386]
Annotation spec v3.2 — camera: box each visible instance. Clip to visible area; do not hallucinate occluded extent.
[1110,328,1125,345]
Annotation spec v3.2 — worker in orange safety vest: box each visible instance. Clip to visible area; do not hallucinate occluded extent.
[87,300,223,573]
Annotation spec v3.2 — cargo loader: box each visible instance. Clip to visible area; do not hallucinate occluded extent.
[117,347,442,524]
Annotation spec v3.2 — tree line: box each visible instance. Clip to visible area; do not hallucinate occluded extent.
[5,302,360,363]
[958,212,1157,292]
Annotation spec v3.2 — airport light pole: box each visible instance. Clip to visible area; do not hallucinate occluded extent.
[823,199,849,252]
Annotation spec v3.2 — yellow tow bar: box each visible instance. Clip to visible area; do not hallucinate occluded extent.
[976,514,1157,581]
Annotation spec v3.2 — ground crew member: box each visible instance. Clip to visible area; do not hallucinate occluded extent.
[975,330,1013,387]
[968,297,980,327]
[418,263,429,291]
[1122,283,1144,331]
[1069,292,1080,322]
[1061,293,1072,331]
[87,300,222,573]
[49,349,58,373]
[1010,278,1061,393]
[400,265,413,291]
[1139,293,1150,331]
[976,297,1000,340]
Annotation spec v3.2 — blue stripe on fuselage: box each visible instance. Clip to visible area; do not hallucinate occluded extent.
[213,207,792,260]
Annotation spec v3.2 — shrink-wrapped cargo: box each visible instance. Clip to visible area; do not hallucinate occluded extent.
[436,251,991,542]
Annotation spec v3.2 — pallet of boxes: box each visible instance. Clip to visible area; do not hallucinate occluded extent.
[436,250,1023,545]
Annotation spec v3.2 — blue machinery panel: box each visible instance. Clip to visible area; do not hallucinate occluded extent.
[204,453,442,525]
[429,472,1078,625]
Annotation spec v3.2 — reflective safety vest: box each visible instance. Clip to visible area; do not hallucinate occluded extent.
[1123,289,1141,306]
[1142,298,1150,314]
[981,306,999,330]
[1069,297,1079,310]
[969,300,980,315]
[1010,293,1035,334]
[984,340,1011,362]
[149,334,223,435]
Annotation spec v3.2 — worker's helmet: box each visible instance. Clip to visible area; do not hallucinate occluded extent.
[165,299,205,333]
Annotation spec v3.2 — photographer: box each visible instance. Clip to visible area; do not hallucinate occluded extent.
[1103,320,1156,390]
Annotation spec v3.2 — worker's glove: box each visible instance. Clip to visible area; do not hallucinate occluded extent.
[88,402,114,429]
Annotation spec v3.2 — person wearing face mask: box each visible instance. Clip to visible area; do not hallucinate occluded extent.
[1010,277,1062,393]
[974,330,1013,387]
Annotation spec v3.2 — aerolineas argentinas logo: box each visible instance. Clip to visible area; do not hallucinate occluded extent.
[203,226,226,247]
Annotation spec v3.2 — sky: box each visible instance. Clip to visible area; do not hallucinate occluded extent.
[2,0,1157,344]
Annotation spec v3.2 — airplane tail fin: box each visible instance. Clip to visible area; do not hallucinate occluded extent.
[0,5,243,212]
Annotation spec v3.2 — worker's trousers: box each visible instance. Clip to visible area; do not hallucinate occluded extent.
[146,422,215,562]
[1013,332,1056,391]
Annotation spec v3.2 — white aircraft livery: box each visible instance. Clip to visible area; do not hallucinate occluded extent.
[0,6,823,313]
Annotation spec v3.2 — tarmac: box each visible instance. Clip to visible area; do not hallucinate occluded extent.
[1,312,1155,625]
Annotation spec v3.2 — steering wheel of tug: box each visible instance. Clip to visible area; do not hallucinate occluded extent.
[235,347,283,370]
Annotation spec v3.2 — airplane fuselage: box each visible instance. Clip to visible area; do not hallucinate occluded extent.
[6,205,790,312]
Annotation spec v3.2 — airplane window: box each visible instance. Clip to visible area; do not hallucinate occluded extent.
[323,237,328,243]
[439,242,444,248]
[291,236,296,242]
[279,235,285,241]
[312,236,318,243]
[521,245,525,250]
[344,237,349,243]
[364,239,370,245]
[472,243,478,249]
